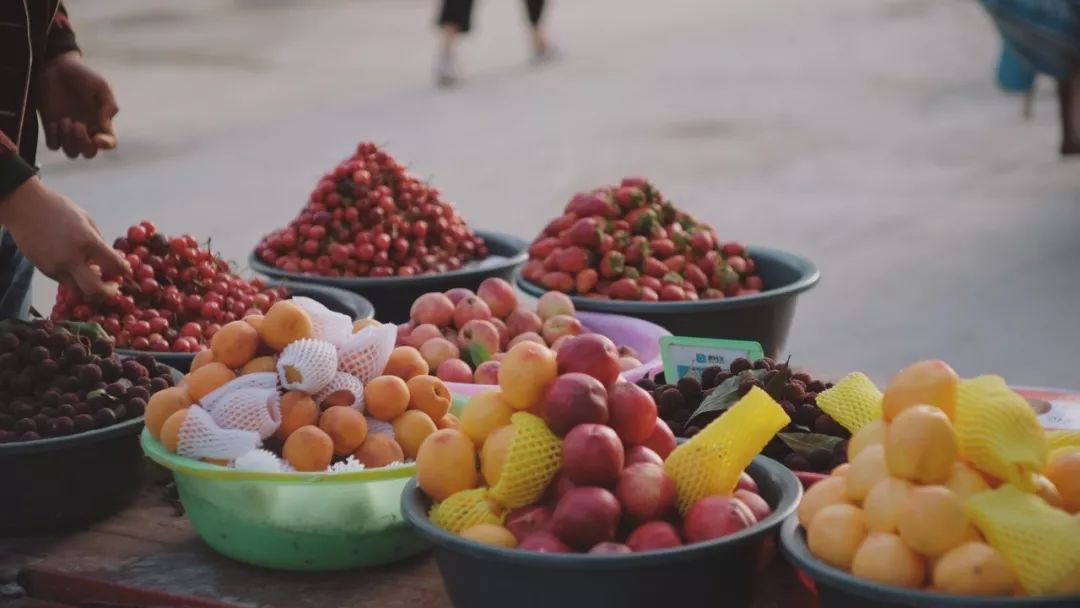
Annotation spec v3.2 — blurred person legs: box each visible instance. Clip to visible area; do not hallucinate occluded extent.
[435,0,550,86]
[1058,73,1080,155]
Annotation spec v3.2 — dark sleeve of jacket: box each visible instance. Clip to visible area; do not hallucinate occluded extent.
[46,1,79,61]
[0,132,35,199]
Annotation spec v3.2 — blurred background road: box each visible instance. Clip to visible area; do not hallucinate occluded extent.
[40,0,1080,387]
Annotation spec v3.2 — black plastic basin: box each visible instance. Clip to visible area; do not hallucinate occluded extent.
[516,246,819,358]
[401,456,802,608]
[115,282,374,373]
[779,517,1080,608]
[249,230,528,324]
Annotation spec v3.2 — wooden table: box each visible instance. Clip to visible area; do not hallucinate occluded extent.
[1,486,818,608]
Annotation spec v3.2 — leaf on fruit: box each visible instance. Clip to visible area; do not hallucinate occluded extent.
[467,343,492,367]
[687,369,767,427]
[777,432,843,456]
[762,357,792,402]
[87,388,118,403]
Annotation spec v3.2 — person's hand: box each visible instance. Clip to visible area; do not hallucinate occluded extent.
[37,51,118,159]
[0,178,128,300]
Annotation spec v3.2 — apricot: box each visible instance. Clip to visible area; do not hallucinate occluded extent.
[461,523,517,548]
[407,375,452,420]
[416,429,479,501]
[182,362,236,403]
[393,410,438,459]
[383,346,429,380]
[190,349,216,372]
[241,355,277,375]
[481,424,514,486]
[353,318,381,333]
[283,425,334,472]
[459,390,515,448]
[319,406,369,455]
[365,375,411,421]
[353,433,405,468]
[498,341,558,410]
[243,314,264,333]
[210,321,261,369]
[260,300,314,351]
[160,408,190,453]
[437,413,461,430]
[882,359,959,420]
[275,391,319,440]
[145,386,191,439]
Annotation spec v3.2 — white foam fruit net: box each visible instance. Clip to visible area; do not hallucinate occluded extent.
[201,372,280,412]
[176,406,261,461]
[337,324,396,384]
[326,455,366,473]
[277,339,339,394]
[291,296,354,348]
[233,448,289,472]
[366,416,395,438]
[314,372,365,412]
[209,388,282,439]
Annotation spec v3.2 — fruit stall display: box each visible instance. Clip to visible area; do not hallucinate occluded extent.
[254,143,488,279]
[396,280,662,389]
[0,320,175,443]
[0,319,178,532]
[247,143,528,324]
[637,357,851,474]
[781,359,1080,603]
[51,221,287,354]
[400,335,803,606]
[520,178,761,302]
[514,177,819,356]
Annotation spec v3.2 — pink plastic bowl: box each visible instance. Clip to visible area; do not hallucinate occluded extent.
[444,310,670,397]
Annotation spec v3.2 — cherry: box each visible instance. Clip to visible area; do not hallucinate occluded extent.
[127,225,147,244]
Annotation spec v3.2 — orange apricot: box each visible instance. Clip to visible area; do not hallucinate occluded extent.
[275,391,320,440]
[160,408,190,453]
[145,386,191,439]
[190,349,216,372]
[283,425,334,472]
[210,320,260,368]
[352,318,382,333]
[407,375,452,420]
[383,346,429,380]
[244,314,264,334]
[437,413,461,430]
[259,300,314,351]
[353,434,405,468]
[364,375,411,421]
[393,410,438,459]
[416,429,479,501]
[182,362,236,403]
[241,355,277,375]
[319,406,369,455]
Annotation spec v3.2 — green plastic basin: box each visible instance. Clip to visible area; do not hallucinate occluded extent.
[142,430,426,571]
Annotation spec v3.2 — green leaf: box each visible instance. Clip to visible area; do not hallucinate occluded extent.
[763,356,792,403]
[467,343,492,367]
[57,321,110,343]
[687,369,767,427]
[777,432,843,456]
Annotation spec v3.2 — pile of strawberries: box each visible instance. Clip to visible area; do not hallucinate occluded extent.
[51,222,285,353]
[255,143,488,278]
[522,179,762,301]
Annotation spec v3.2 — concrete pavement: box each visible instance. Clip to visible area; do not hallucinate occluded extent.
[35,0,1080,387]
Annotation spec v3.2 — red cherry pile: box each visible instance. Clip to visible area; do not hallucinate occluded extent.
[51,221,286,353]
[522,178,762,301]
[255,142,488,278]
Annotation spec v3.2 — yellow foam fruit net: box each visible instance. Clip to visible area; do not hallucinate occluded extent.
[489,412,562,509]
[955,376,1047,492]
[815,372,882,433]
[665,386,790,514]
[430,488,506,534]
[1048,430,1080,454]
[967,485,1080,596]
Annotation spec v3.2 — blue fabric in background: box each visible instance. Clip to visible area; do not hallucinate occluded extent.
[980,0,1080,79]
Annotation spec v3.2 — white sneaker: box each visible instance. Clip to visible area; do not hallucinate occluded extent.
[435,52,458,87]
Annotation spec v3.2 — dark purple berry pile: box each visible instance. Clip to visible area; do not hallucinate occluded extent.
[636,357,849,473]
[0,320,175,443]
